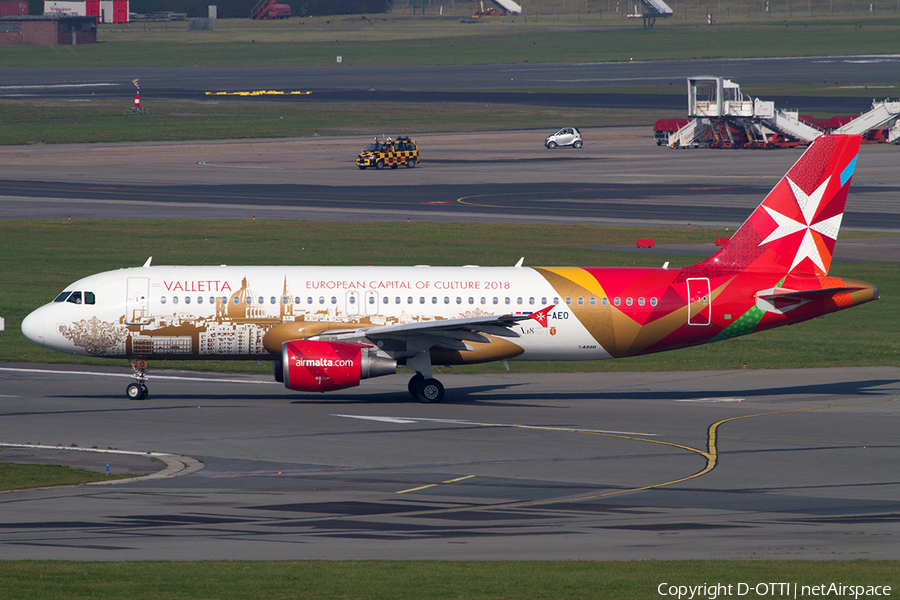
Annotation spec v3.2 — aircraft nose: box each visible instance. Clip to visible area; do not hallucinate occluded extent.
[21,309,44,347]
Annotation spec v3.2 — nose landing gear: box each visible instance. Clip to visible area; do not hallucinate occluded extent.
[127,359,150,400]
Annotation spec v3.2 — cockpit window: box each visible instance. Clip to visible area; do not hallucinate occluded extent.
[54,291,94,304]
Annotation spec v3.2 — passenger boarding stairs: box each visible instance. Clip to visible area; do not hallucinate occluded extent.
[669,77,900,148]
[833,99,900,142]
[763,108,823,143]
[492,0,522,13]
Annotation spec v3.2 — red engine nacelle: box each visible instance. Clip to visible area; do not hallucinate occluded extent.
[282,340,396,392]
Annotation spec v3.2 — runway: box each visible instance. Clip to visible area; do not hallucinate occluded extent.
[1,129,898,231]
[0,364,898,560]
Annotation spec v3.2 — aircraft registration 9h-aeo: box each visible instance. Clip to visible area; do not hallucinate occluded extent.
[22,135,877,402]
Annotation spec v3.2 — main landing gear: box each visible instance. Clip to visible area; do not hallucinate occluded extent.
[127,359,149,400]
[407,373,445,403]
[406,351,445,403]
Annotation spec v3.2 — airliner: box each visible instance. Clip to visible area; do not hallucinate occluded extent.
[21,135,877,402]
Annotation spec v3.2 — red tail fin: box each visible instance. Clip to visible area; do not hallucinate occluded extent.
[702,134,861,276]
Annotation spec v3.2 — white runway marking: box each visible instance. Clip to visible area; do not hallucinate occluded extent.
[676,397,744,403]
[332,414,656,436]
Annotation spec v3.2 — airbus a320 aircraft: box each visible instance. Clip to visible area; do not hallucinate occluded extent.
[22,135,877,402]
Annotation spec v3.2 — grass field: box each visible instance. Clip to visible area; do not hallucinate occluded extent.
[2,14,900,69]
[0,560,897,599]
[0,99,674,145]
[0,461,134,491]
[2,220,895,374]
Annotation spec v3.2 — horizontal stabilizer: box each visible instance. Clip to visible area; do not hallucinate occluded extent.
[757,286,865,301]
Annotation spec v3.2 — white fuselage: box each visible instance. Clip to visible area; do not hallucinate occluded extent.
[22,265,612,362]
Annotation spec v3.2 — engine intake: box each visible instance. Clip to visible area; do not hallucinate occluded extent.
[282,340,396,392]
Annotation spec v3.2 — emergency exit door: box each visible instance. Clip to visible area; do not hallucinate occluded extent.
[126,277,150,325]
[687,278,711,326]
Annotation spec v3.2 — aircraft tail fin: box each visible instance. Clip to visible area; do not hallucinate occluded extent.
[702,134,861,276]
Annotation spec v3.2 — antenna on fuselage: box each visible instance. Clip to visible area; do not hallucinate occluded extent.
[143,257,153,267]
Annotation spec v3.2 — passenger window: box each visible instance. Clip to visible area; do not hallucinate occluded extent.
[270,297,276,305]
[614,298,621,306]
[444,297,450,304]
[84,292,95,305]
[565,297,572,305]
[529,297,535,305]
[456,297,462,304]
[541,297,547,305]
[419,297,425,304]
[432,297,438,304]
[590,297,596,306]
[553,297,559,305]
[319,297,325,305]
[173,296,179,305]
[368,296,375,305]
[577,297,584,305]
[294,297,300,304]
[517,298,523,305]
[54,291,71,302]
[407,297,413,304]
[234,296,240,304]
[161,297,167,304]
[330,297,337,304]
[349,296,356,304]
[626,298,633,306]
[651,297,658,306]
[67,292,82,304]
[258,296,264,304]
[468,297,474,304]
[246,297,252,305]
[184,296,191,304]
[602,297,608,306]
[492,297,499,305]
[638,297,645,306]
[480,297,486,305]
[505,297,510,305]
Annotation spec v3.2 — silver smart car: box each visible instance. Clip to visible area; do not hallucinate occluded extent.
[545,127,583,149]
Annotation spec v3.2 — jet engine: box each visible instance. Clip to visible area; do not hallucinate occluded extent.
[281,340,396,392]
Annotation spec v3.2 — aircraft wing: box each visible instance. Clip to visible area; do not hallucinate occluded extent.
[321,309,551,352]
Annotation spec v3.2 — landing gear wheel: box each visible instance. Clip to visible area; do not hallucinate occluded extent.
[375,159,385,170]
[547,141,557,149]
[573,140,583,148]
[127,383,145,400]
[416,378,444,403]
[408,373,425,399]
[406,158,416,168]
